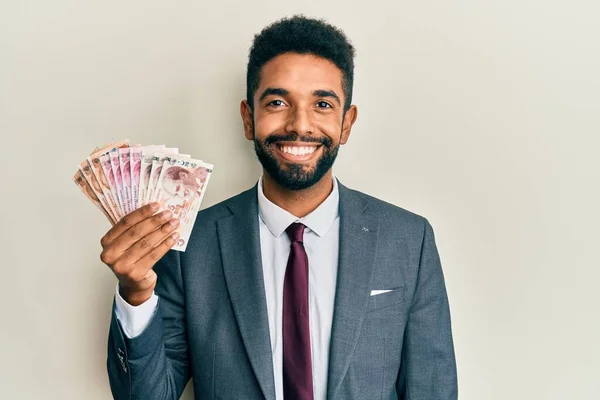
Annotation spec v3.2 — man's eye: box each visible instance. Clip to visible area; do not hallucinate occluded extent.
[316,101,332,109]
[268,99,284,107]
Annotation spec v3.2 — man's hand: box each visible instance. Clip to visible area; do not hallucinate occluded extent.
[100,203,180,306]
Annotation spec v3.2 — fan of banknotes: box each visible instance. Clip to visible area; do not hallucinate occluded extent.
[73,139,213,252]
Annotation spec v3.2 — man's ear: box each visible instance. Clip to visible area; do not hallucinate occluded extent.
[240,100,254,141]
[340,105,358,145]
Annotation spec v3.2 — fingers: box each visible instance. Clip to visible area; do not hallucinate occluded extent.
[135,231,180,270]
[101,203,160,248]
[113,219,180,268]
[109,210,175,255]
[117,231,179,282]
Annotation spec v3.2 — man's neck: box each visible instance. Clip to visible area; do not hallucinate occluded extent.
[261,171,334,218]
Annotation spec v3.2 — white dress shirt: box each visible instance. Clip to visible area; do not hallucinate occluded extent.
[115,176,340,400]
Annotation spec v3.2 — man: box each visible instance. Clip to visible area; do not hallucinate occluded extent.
[102,16,457,399]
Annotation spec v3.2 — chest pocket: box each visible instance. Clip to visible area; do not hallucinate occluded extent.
[366,287,405,312]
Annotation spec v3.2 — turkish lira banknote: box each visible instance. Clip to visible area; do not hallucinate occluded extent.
[73,140,214,252]
[73,169,115,224]
[152,156,213,251]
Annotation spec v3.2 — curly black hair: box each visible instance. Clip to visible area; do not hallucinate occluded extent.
[246,15,356,111]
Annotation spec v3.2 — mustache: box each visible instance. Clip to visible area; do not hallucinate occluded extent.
[263,133,332,148]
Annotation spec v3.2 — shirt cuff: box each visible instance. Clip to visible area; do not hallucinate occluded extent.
[114,283,159,339]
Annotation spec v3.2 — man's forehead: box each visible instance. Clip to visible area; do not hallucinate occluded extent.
[257,53,344,93]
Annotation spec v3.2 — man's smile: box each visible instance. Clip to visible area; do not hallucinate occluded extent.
[274,142,323,163]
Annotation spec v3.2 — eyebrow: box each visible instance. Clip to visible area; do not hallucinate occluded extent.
[313,89,341,106]
[258,87,289,102]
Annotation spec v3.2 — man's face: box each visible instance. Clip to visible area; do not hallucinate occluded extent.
[162,175,193,199]
[241,53,357,190]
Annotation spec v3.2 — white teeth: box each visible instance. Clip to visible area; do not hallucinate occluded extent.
[280,146,317,156]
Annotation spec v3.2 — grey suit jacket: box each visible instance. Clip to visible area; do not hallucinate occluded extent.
[107,182,458,399]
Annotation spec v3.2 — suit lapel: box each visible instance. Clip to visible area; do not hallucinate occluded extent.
[217,186,276,400]
[327,183,380,399]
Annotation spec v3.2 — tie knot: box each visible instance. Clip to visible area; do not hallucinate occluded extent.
[285,222,305,243]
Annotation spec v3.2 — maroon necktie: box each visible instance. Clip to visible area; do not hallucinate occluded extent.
[283,223,314,400]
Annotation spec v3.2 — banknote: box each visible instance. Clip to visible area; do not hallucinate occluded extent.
[88,140,129,220]
[79,160,118,223]
[88,155,122,221]
[145,149,187,205]
[138,146,167,208]
[130,146,142,210]
[110,147,128,214]
[152,156,213,251]
[145,153,164,207]
[74,140,214,250]
[119,148,134,214]
[73,169,115,225]
[90,139,129,156]
[99,153,123,217]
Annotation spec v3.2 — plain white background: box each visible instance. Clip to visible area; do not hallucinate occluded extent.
[1,1,598,399]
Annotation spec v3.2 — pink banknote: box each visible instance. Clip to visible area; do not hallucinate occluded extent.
[130,146,142,209]
[73,169,115,225]
[153,156,213,251]
[74,140,213,250]
[109,148,128,215]
[119,148,134,214]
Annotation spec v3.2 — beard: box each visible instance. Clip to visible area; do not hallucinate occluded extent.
[253,130,340,191]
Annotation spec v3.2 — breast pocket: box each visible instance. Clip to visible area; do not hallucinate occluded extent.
[366,287,405,312]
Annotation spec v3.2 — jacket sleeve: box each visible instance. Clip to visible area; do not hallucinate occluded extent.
[107,249,191,399]
[396,219,458,399]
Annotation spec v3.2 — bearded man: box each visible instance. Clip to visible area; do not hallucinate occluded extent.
[101,15,458,400]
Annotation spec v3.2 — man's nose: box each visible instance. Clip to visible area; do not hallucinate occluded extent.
[285,107,314,136]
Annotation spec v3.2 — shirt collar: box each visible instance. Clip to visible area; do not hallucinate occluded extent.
[257,175,340,238]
